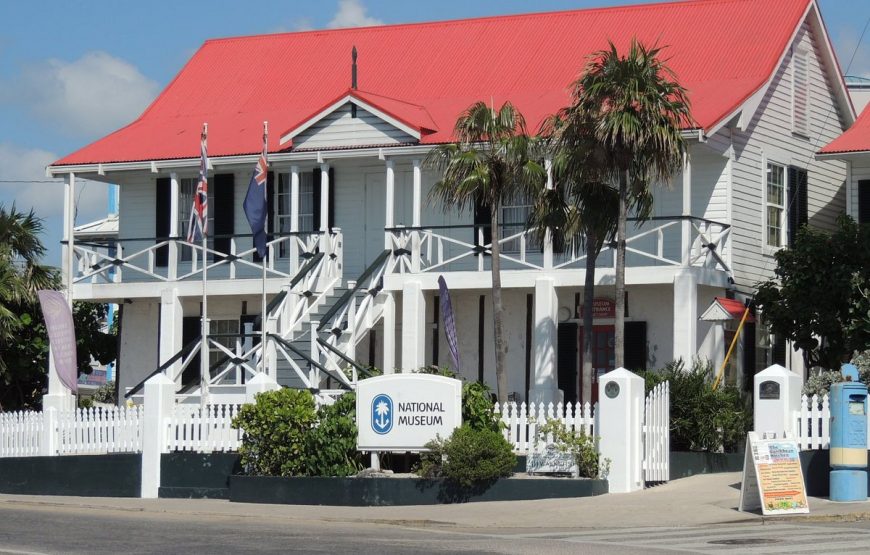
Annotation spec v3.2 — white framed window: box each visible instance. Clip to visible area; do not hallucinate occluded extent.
[276,171,315,257]
[765,162,786,249]
[791,48,810,137]
[501,195,537,254]
[208,318,240,368]
[178,177,215,261]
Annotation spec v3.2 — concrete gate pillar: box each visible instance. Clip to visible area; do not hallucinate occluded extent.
[598,367,645,493]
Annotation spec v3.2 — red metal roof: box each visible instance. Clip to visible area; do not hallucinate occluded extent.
[819,103,870,155]
[714,297,755,322]
[54,0,813,166]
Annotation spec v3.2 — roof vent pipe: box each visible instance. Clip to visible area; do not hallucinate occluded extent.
[351,46,358,118]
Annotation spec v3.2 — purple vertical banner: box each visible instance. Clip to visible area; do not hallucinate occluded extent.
[437,275,460,372]
[37,290,78,394]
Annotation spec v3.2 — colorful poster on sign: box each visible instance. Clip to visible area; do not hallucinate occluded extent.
[438,275,460,371]
[739,432,809,515]
[37,290,78,394]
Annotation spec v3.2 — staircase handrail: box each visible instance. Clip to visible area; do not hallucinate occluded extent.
[317,249,390,332]
[269,333,352,389]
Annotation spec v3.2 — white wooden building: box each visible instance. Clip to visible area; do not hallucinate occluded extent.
[43,0,855,410]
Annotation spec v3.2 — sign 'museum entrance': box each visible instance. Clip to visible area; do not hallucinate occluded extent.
[357,374,462,451]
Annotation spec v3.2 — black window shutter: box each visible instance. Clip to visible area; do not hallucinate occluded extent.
[328,167,335,231]
[255,172,275,262]
[624,321,647,372]
[557,322,578,406]
[312,169,322,231]
[473,198,492,250]
[742,321,757,392]
[181,316,201,387]
[155,177,171,267]
[213,173,234,258]
[859,180,870,224]
[787,167,808,247]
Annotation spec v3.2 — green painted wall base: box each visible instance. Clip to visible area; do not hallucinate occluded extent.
[158,452,241,499]
[0,454,140,497]
[230,475,608,506]
[800,450,870,498]
[669,451,744,480]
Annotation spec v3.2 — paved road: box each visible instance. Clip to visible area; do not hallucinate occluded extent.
[1,502,870,554]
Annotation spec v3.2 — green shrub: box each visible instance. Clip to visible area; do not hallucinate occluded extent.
[232,388,317,477]
[804,350,870,397]
[416,366,501,432]
[93,381,116,404]
[303,392,364,477]
[536,419,606,478]
[418,425,515,487]
[644,359,750,453]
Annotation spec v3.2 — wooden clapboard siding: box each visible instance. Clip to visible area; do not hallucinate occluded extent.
[118,175,157,262]
[727,20,847,289]
[293,104,416,149]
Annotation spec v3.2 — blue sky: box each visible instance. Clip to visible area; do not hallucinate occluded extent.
[1,0,868,266]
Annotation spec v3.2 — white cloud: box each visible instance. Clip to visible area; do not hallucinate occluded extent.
[328,0,383,29]
[6,51,160,138]
[0,143,108,224]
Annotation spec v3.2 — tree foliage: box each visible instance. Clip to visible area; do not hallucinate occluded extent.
[569,39,691,368]
[755,216,870,370]
[426,102,546,403]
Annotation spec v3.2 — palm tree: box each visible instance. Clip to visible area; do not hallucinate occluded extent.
[427,101,546,403]
[571,39,691,368]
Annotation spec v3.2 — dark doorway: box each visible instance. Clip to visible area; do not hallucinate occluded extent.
[557,323,579,406]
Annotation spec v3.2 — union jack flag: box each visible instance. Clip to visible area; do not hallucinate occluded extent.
[187,126,208,242]
[244,124,269,258]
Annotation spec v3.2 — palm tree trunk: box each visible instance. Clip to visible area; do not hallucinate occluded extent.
[489,204,508,404]
[614,172,627,369]
[582,231,597,404]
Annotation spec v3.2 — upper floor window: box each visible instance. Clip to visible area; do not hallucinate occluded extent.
[179,177,214,261]
[502,195,538,254]
[276,172,315,234]
[765,163,785,248]
[792,48,810,137]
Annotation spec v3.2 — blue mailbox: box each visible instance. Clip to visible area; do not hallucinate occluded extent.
[829,364,868,502]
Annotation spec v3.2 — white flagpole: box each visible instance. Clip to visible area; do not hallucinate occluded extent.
[200,122,209,408]
[261,121,269,376]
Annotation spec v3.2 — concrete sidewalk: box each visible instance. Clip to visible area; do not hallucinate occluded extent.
[1,472,869,531]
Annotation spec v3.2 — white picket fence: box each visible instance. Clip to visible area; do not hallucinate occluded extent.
[0,411,44,457]
[58,406,144,455]
[643,382,670,483]
[494,401,597,453]
[166,404,243,452]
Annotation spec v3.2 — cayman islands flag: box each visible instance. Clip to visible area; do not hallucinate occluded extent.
[244,125,269,259]
[187,126,208,242]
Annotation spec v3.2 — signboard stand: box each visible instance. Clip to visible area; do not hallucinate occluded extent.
[739,432,809,515]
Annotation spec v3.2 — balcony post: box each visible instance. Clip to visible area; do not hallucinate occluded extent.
[401,280,425,371]
[681,152,692,267]
[158,287,184,384]
[384,159,395,249]
[319,163,330,252]
[382,292,396,374]
[290,165,300,271]
[411,159,422,272]
[168,172,179,280]
[543,159,554,270]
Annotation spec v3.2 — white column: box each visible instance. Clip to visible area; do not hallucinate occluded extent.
[672,271,698,363]
[158,288,184,384]
[45,173,76,411]
[401,281,425,372]
[141,373,175,498]
[245,372,280,403]
[543,159,554,270]
[411,159,422,273]
[168,172,180,280]
[529,277,562,404]
[290,166,300,270]
[681,152,692,267]
[382,292,396,374]
[384,160,395,249]
[319,163,330,253]
[598,368,645,493]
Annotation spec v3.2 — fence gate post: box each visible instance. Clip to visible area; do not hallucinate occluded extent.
[245,373,279,403]
[598,368,644,493]
[40,407,59,456]
[753,364,802,438]
[141,374,175,498]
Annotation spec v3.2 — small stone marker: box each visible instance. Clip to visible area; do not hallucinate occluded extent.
[526,444,578,477]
